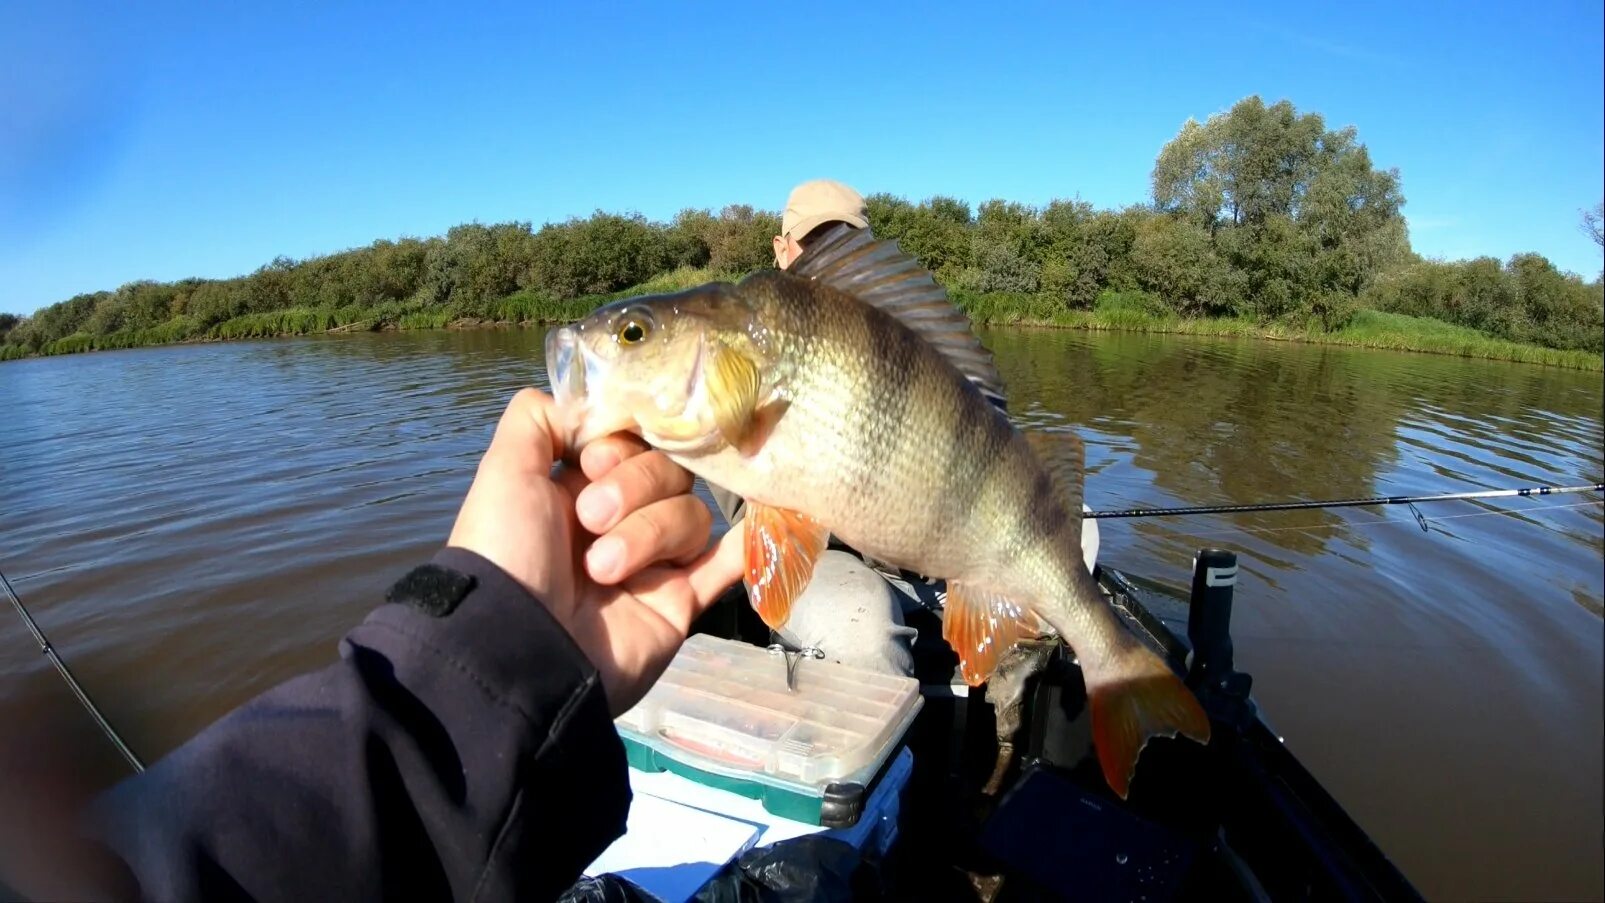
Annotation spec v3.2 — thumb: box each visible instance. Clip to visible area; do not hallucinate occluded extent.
[480,387,566,477]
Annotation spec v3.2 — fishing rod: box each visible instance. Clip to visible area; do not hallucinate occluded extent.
[0,567,144,774]
[1085,482,1605,520]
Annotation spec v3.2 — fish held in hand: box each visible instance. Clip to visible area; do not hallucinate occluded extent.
[544,226,1209,798]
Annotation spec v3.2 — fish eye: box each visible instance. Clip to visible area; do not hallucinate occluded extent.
[614,310,653,345]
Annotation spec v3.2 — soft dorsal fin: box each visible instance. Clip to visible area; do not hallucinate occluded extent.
[791,224,1006,407]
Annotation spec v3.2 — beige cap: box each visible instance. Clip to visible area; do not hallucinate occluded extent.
[781,179,869,239]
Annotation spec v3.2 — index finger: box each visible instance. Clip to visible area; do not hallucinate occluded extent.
[578,433,653,480]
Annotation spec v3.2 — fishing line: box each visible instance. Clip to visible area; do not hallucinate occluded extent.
[0,567,144,774]
[1085,482,1604,520]
[1147,498,1603,541]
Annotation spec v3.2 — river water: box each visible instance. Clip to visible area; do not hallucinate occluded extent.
[2,328,1600,900]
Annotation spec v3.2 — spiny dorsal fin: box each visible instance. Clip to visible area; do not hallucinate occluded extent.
[1024,429,1087,516]
[791,224,1006,407]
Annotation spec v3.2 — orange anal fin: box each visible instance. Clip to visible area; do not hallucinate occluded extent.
[1087,649,1212,799]
[743,503,828,630]
[941,582,1043,687]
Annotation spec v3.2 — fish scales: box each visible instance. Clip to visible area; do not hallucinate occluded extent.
[740,272,1033,579]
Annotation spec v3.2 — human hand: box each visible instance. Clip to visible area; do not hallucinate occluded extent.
[447,388,743,714]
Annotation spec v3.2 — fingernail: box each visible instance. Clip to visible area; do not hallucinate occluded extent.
[577,488,619,527]
[588,537,623,581]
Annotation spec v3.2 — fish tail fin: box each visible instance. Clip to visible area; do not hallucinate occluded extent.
[1086,644,1211,799]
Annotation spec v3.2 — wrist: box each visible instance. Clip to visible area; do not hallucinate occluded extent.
[368,547,605,720]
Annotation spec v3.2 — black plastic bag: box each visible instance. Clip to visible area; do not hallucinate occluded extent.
[557,873,661,903]
[693,835,868,903]
[561,835,872,903]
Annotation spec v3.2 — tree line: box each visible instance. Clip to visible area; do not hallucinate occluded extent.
[4,96,1600,360]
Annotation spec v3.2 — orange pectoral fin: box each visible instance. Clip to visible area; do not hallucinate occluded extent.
[942,582,1042,687]
[743,503,829,630]
[706,343,761,448]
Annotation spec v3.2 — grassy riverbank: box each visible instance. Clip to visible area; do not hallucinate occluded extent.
[4,271,1597,371]
[0,267,727,361]
[957,291,1605,370]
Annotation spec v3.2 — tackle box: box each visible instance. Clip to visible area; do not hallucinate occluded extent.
[613,633,923,828]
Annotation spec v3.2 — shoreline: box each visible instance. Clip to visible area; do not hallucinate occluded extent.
[4,269,1600,371]
[962,309,1604,370]
[7,307,1598,372]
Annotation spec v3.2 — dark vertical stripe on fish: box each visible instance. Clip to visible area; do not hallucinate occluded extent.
[850,304,919,497]
[941,372,1012,528]
[1025,464,1071,543]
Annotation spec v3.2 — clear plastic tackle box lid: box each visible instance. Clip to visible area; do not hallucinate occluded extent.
[614,633,924,796]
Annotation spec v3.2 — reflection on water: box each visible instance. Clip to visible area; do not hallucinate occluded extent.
[2,327,1601,900]
[985,329,1603,901]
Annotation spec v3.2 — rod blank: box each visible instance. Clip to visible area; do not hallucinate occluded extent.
[1,568,144,774]
[1085,483,1604,520]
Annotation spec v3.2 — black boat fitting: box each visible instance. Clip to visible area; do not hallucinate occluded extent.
[1185,549,1255,729]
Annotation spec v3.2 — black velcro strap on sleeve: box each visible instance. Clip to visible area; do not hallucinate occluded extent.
[385,563,477,617]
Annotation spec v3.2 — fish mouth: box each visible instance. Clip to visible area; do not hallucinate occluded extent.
[544,324,633,451]
[545,325,600,450]
[545,325,584,408]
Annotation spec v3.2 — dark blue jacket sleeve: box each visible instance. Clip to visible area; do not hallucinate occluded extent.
[84,546,630,902]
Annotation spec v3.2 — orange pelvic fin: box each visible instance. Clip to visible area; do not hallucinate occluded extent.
[942,581,1046,687]
[1087,647,1212,799]
[742,503,829,630]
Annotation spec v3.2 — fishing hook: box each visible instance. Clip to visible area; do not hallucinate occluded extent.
[766,642,825,691]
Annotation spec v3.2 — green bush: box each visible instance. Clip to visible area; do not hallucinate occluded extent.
[1364,255,1603,353]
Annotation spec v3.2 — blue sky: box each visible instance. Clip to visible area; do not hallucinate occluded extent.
[3,0,1601,316]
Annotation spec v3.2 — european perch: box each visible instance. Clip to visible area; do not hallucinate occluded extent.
[545,226,1210,798]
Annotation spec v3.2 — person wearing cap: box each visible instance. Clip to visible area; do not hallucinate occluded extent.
[768,178,872,268]
[705,179,935,680]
